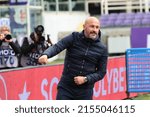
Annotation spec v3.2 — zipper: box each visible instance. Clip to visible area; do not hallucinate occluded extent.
[85,42,90,55]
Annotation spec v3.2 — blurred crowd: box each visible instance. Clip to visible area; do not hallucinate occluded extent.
[0,25,52,69]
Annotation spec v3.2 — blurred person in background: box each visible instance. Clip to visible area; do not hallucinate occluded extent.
[0,25,21,69]
[38,17,108,100]
[20,25,52,67]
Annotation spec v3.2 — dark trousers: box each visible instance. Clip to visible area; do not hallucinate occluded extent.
[56,86,93,100]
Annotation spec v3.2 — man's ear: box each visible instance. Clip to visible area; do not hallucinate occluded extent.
[83,24,85,29]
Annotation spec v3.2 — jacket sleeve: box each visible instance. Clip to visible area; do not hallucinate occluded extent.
[42,33,74,58]
[21,37,35,55]
[0,40,2,46]
[86,47,108,84]
[9,41,21,55]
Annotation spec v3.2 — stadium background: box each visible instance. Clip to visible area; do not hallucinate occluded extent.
[0,0,150,100]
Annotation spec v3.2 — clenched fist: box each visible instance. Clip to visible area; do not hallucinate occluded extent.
[38,55,48,64]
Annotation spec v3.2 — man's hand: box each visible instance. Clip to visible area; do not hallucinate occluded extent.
[0,34,13,43]
[74,76,87,85]
[4,39,13,43]
[0,34,5,41]
[38,55,48,64]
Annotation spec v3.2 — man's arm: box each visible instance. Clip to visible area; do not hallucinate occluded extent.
[0,40,2,46]
[21,37,35,55]
[74,47,108,85]
[38,33,74,64]
[0,34,4,46]
[9,41,21,54]
[85,48,108,84]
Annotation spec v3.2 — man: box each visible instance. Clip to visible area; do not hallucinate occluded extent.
[38,17,108,100]
[20,25,50,67]
[0,25,21,69]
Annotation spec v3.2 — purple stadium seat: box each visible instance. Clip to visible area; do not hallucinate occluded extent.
[114,19,124,27]
[118,12,126,16]
[109,13,118,17]
[117,13,125,21]
[143,14,150,19]
[123,19,132,26]
[106,20,114,27]
[141,18,150,25]
[125,13,135,20]
[100,18,108,23]
[134,12,144,19]
[117,16,125,20]
[108,16,117,21]
[100,20,108,28]
[132,19,141,26]
[100,13,118,27]
[100,14,109,21]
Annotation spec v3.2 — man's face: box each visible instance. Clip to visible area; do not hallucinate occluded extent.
[0,27,10,35]
[0,27,10,40]
[83,18,100,40]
